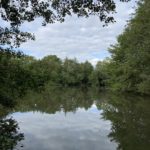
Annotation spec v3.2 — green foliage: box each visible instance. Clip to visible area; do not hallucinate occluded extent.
[91,60,110,87]
[61,59,93,86]
[0,0,130,48]
[0,49,107,107]
[0,118,24,150]
[1,0,150,108]
[0,48,39,107]
[80,61,94,85]
[107,0,150,94]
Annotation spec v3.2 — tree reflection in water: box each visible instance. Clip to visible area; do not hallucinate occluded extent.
[15,87,102,114]
[1,87,150,150]
[100,94,150,150]
[0,117,24,150]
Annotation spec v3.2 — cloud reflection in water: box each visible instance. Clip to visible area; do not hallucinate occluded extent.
[10,104,117,150]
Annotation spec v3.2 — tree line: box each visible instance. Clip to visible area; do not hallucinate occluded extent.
[107,0,150,95]
[0,0,150,108]
[0,49,109,107]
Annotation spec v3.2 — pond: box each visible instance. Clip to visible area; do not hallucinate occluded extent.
[1,87,150,150]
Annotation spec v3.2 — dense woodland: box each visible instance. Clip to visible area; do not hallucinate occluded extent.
[0,0,150,108]
[0,49,107,107]
[0,1,150,150]
[107,0,150,94]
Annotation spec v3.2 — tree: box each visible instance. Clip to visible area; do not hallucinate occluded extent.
[108,0,150,94]
[91,60,110,87]
[0,118,24,150]
[0,48,25,106]
[41,55,62,83]
[62,58,80,86]
[80,61,93,85]
[0,0,131,48]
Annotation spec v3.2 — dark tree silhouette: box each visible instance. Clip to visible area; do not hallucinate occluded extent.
[0,0,131,47]
[0,118,24,150]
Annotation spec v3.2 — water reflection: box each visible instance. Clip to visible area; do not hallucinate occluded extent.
[1,87,150,150]
[15,87,102,114]
[11,106,116,150]
[100,94,150,150]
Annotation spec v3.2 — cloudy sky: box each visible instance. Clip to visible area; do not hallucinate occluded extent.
[19,0,136,65]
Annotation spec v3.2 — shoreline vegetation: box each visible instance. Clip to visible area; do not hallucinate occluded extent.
[0,1,150,149]
[1,87,149,150]
[0,0,150,108]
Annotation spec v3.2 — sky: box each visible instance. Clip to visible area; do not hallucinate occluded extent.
[17,1,136,65]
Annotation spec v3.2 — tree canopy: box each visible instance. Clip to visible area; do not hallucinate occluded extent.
[107,0,150,94]
[0,0,131,47]
[1,0,150,110]
[0,49,108,107]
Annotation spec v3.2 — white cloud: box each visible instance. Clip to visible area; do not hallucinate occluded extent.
[19,0,136,63]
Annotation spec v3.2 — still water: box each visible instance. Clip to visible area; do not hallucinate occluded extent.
[2,87,150,150]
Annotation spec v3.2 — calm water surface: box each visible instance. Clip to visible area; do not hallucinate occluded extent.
[10,105,116,150]
[2,87,150,150]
